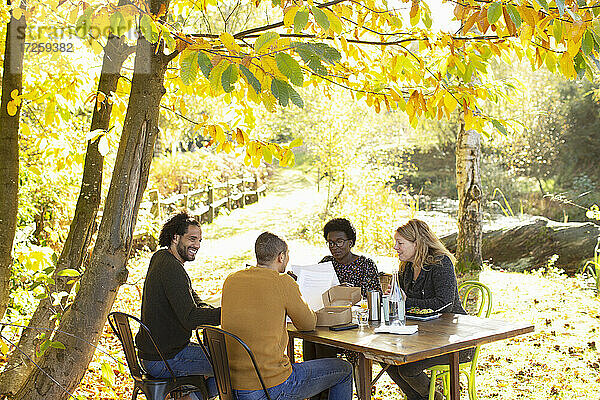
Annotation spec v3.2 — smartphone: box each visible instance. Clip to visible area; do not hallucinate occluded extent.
[329,323,359,331]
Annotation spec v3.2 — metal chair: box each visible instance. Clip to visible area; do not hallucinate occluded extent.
[196,325,272,400]
[427,281,493,400]
[108,312,209,400]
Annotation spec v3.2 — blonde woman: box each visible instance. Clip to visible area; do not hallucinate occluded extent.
[386,219,474,400]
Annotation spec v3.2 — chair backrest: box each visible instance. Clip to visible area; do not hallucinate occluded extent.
[458,281,492,318]
[197,326,271,400]
[108,312,144,381]
[108,311,176,381]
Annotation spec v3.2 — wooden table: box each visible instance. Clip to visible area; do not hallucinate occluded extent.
[287,314,534,400]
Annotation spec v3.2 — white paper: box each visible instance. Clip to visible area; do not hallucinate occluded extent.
[289,262,340,311]
[374,325,418,335]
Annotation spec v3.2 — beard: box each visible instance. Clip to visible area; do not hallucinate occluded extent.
[176,241,196,262]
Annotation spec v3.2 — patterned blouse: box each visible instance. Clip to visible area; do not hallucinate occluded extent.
[320,255,382,297]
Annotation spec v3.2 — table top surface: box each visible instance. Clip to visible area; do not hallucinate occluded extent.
[288,314,534,364]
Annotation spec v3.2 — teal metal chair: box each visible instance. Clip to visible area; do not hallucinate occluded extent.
[427,281,493,400]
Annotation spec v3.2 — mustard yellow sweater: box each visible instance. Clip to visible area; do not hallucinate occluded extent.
[221,266,317,390]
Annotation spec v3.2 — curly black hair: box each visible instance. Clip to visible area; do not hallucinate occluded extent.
[158,212,200,247]
[323,218,356,245]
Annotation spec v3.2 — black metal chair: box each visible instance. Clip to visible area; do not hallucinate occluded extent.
[196,326,272,400]
[108,312,209,400]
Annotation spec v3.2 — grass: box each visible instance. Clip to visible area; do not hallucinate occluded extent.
[74,167,600,400]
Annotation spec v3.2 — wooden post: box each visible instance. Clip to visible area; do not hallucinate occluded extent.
[226,180,232,210]
[317,166,320,192]
[207,185,214,223]
[240,178,246,208]
[181,183,189,210]
[252,174,259,203]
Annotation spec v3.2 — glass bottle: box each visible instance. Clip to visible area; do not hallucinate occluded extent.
[388,270,406,326]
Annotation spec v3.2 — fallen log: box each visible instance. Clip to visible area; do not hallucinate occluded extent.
[441,217,600,275]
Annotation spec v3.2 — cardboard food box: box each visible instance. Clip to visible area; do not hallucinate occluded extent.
[316,286,361,326]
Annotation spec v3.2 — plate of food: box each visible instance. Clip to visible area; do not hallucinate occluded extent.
[406,307,441,321]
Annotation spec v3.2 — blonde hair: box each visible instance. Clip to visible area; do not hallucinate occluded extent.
[396,219,456,272]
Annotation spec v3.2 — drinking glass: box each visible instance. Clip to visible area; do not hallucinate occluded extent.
[358,298,369,327]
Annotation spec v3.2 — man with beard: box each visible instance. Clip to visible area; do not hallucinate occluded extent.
[136,212,220,400]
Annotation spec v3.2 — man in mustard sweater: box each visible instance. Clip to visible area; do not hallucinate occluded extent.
[221,232,353,400]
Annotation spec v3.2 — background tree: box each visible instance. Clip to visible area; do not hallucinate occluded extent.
[0,1,26,321]
[0,23,134,397]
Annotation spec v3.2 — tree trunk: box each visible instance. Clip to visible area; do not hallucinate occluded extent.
[442,217,600,274]
[0,33,133,397]
[14,22,174,399]
[455,117,483,271]
[0,3,26,320]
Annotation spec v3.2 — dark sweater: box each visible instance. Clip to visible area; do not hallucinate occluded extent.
[400,255,466,314]
[136,249,221,360]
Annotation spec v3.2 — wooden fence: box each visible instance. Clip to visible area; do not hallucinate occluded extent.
[143,174,267,224]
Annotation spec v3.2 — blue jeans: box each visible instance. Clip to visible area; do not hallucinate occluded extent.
[141,343,217,399]
[235,358,353,400]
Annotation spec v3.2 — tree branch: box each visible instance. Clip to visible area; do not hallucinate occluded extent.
[232,0,349,39]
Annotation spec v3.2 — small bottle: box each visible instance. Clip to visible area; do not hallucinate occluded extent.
[389,270,406,326]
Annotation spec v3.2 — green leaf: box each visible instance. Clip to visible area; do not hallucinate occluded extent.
[491,119,507,135]
[110,11,126,36]
[255,32,280,53]
[294,45,328,75]
[101,362,116,387]
[140,15,159,43]
[239,65,262,94]
[553,20,563,43]
[506,5,521,28]
[50,340,65,349]
[262,146,273,164]
[75,7,93,37]
[582,31,594,55]
[533,0,549,12]
[312,43,341,64]
[287,85,304,108]
[38,339,50,357]
[275,53,303,86]
[162,26,176,51]
[271,79,290,106]
[140,15,153,41]
[487,3,502,25]
[422,9,433,29]
[180,51,199,85]
[209,61,228,92]
[290,137,303,147]
[555,0,565,16]
[294,9,309,33]
[312,7,330,31]
[197,51,213,79]
[221,63,239,93]
[57,269,81,277]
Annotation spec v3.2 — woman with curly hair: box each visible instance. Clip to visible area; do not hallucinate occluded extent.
[303,218,382,400]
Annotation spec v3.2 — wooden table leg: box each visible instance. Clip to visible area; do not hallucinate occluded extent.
[449,351,460,400]
[287,337,295,363]
[356,354,373,400]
